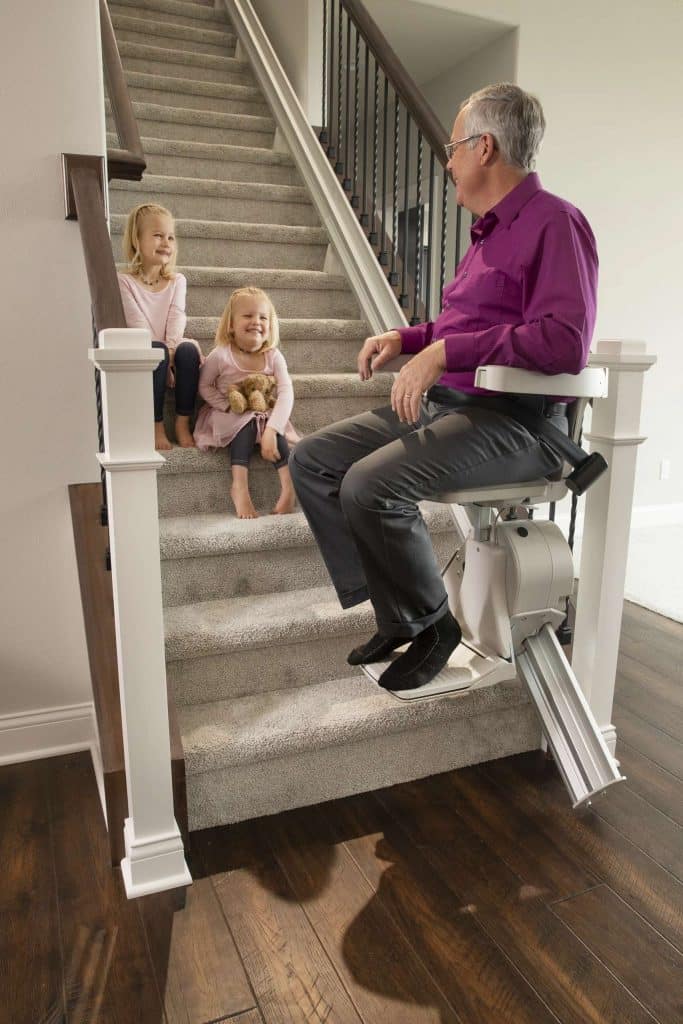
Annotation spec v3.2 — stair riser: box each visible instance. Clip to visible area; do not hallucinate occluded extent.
[185,707,540,828]
[114,27,235,56]
[162,530,455,606]
[197,337,362,373]
[142,151,300,185]
[110,229,327,271]
[110,3,229,30]
[123,56,252,85]
[107,113,272,148]
[109,187,319,226]
[185,285,358,318]
[167,633,371,706]
[158,467,280,516]
[128,87,267,117]
[160,392,387,450]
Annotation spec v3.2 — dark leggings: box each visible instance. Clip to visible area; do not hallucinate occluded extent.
[152,341,200,421]
[230,418,290,469]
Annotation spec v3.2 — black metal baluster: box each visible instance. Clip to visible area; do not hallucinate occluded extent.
[319,0,328,145]
[327,0,336,158]
[379,75,389,264]
[360,42,370,225]
[351,24,360,206]
[455,200,462,271]
[389,91,400,285]
[369,58,379,244]
[399,110,411,307]
[410,131,423,325]
[343,14,352,190]
[335,3,343,173]
[424,150,435,320]
[439,168,448,307]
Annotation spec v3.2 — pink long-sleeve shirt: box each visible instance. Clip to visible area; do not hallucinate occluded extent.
[193,344,300,451]
[117,271,188,350]
[397,173,598,395]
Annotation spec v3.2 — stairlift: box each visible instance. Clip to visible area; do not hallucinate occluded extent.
[362,363,625,808]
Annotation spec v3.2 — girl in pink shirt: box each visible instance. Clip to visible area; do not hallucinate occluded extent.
[117,203,202,450]
[194,287,299,517]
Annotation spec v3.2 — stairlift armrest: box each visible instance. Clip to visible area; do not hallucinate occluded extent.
[474,365,608,399]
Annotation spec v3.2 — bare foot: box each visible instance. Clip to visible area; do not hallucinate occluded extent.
[273,485,296,515]
[175,415,196,448]
[154,422,172,451]
[231,484,259,519]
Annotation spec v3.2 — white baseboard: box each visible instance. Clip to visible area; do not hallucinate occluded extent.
[0,701,96,766]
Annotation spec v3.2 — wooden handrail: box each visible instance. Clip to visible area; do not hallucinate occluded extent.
[70,165,126,333]
[99,0,146,181]
[340,0,449,166]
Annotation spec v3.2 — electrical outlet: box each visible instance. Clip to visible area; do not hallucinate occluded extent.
[659,458,671,480]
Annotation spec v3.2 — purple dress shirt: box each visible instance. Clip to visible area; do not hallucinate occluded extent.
[397,172,598,396]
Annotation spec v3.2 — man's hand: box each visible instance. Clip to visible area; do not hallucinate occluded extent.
[260,426,280,463]
[357,331,402,380]
[391,340,446,423]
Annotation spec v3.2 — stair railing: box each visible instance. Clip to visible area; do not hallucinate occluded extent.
[318,0,465,325]
[64,1,190,897]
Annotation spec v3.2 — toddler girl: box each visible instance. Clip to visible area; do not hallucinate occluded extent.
[194,287,299,518]
[117,202,202,450]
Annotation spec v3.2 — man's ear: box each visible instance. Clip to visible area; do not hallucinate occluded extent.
[480,132,497,166]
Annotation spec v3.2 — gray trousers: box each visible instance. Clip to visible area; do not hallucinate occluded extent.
[289,393,563,639]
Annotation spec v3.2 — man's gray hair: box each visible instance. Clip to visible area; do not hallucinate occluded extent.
[460,83,545,172]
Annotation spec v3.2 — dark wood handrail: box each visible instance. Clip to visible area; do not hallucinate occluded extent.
[99,0,146,181]
[340,0,450,166]
[71,165,126,333]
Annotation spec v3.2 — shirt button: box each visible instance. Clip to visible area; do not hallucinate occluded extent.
[463,271,468,276]
[479,240,484,245]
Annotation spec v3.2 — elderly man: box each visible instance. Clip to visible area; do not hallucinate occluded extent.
[290,83,598,692]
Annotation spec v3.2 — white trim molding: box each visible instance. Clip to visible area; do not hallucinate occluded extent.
[0,702,96,766]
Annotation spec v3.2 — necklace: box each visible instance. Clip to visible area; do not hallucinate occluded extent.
[140,271,162,287]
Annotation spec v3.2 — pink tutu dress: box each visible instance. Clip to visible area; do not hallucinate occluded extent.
[193,344,300,450]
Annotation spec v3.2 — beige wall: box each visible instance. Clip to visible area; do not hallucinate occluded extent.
[0,0,106,720]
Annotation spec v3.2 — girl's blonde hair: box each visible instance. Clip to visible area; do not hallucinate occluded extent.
[214,286,280,352]
[123,203,177,279]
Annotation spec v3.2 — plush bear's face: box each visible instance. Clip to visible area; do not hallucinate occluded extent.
[243,374,274,396]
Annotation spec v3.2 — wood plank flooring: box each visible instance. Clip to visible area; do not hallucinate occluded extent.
[1,601,681,1024]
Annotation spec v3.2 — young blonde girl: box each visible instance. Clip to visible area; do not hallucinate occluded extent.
[117,203,202,450]
[194,287,299,518]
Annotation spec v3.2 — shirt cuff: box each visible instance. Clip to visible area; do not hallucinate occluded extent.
[444,333,479,373]
[397,324,428,353]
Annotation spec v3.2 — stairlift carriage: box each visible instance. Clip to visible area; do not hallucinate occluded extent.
[362,363,625,809]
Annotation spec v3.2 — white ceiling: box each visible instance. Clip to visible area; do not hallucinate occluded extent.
[363,0,514,85]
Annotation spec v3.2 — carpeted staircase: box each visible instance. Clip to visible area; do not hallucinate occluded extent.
[106,0,538,831]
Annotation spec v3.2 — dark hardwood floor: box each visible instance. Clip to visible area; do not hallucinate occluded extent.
[1,601,681,1024]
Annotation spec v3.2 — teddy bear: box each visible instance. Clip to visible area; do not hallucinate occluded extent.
[225,373,277,415]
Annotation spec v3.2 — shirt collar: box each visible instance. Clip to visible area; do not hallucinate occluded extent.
[470,172,542,241]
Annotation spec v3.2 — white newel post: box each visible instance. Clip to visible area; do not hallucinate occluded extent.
[571,340,656,754]
[89,328,192,898]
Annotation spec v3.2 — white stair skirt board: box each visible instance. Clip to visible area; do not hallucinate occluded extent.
[362,642,517,700]
[0,702,96,766]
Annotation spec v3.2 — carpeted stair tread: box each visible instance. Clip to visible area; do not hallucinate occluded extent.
[186,316,370,341]
[111,12,235,51]
[110,173,309,204]
[176,266,353,292]
[130,134,294,166]
[123,71,267,110]
[118,40,243,72]
[110,215,327,246]
[159,502,455,559]
[164,584,376,660]
[107,99,274,133]
[111,0,228,24]
[177,673,530,777]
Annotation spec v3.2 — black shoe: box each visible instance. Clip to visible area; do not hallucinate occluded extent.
[347,631,406,666]
[378,610,462,691]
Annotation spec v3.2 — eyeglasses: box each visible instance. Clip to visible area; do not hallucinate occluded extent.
[444,134,483,160]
